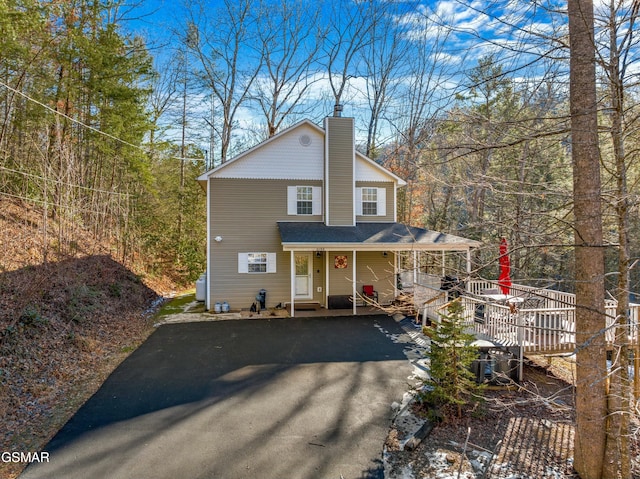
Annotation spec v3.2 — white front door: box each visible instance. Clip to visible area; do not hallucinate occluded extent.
[294,253,313,299]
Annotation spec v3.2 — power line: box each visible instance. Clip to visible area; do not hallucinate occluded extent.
[0,190,126,217]
[0,166,129,196]
[0,80,206,163]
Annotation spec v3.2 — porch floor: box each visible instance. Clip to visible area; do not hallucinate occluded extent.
[285,305,384,317]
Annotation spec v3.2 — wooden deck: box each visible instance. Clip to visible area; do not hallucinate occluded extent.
[409,275,640,355]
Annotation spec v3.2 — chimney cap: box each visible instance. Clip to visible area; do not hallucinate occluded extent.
[333,104,343,117]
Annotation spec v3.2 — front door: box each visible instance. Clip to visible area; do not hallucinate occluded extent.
[295,253,313,299]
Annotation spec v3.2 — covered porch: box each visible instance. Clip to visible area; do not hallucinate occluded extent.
[277,222,481,317]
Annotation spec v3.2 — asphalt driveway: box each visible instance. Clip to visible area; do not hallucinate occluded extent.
[21,315,414,479]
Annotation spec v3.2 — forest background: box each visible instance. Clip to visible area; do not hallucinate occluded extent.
[2,1,640,478]
[1,0,638,291]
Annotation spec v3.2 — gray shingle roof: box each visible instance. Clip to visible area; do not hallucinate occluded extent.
[277,222,480,251]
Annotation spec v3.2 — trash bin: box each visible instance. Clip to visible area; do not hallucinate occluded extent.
[256,289,266,309]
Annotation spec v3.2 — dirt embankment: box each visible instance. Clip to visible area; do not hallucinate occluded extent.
[0,198,170,478]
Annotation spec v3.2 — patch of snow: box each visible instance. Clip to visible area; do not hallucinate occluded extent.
[424,450,475,479]
[383,448,416,479]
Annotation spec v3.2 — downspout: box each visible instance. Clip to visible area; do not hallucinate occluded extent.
[206,180,212,310]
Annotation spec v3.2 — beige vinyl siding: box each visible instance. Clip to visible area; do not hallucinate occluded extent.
[328,251,353,295]
[312,253,325,303]
[356,251,396,304]
[326,251,396,302]
[326,117,354,226]
[355,181,395,222]
[208,178,321,308]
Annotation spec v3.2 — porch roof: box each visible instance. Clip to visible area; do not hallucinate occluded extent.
[277,222,481,252]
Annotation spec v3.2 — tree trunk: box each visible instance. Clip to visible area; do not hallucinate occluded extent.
[568,0,608,477]
[603,2,631,473]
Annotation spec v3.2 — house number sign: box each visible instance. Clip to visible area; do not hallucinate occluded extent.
[334,255,348,269]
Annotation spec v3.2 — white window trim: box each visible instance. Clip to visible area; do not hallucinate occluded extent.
[356,187,386,216]
[288,185,322,216]
[238,253,277,273]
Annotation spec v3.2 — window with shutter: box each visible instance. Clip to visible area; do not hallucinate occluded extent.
[288,186,321,215]
[239,253,276,273]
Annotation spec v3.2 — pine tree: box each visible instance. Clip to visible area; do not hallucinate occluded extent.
[423,298,482,418]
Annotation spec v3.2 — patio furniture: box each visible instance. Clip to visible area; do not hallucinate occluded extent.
[362,285,379,302]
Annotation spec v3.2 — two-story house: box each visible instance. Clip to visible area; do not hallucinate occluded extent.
[197,112,479,315]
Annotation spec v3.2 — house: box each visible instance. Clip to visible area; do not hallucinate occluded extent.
[197,110,480,315]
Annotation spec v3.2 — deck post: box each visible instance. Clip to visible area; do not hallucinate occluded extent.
[516,311,524,382]
[635,345,640,400]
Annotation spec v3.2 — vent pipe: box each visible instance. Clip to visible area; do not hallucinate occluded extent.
[333,103,343,117]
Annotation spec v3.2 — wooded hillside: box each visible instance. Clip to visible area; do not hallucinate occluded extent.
[0,196,164,479]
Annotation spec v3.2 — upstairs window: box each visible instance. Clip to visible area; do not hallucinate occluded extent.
[356,187,387,216]
[296,186,313,215]
[361,188,378,215]
[287,186,322,215]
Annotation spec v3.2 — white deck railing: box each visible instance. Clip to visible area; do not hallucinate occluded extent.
[404,272,640,354]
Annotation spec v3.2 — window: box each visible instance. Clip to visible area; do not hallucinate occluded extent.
[296,186,313,215]
[287,186,321,215]
[356,187,387,216]
[248,253,267,273]
[361,188,378,215]
[238,253,276,273]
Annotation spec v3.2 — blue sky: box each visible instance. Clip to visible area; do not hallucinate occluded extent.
[118,0,577,157]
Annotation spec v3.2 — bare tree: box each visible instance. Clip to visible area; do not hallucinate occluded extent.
[597,1,640,476]
[251,0,323,138]
[568,0,608,477]
[186,0,261,163]
[360,1,406,158]
[320,0,380,108]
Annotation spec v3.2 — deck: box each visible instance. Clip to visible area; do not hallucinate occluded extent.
[407,273,640,355]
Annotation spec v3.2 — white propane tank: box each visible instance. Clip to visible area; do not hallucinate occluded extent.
[195,273,206,301]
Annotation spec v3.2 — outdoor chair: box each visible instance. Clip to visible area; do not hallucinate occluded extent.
[362,285,379,303]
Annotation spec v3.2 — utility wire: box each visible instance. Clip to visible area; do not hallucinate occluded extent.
[0,80,205,163]
[0,166,129,196]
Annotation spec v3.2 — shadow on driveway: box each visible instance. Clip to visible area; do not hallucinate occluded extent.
[21,315,413,479]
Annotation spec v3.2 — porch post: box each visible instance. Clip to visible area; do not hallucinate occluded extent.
[394,252,399,296]
[353,249,357,315]
[442,250,446,277]
[290,250,295,317]
[413,250,417,285]
[466,248,472,291]
[325,251,329,308]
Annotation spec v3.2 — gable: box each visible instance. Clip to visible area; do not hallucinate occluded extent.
[197,118,406,185]
[208,122,325,180]
[355,154,403,183]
